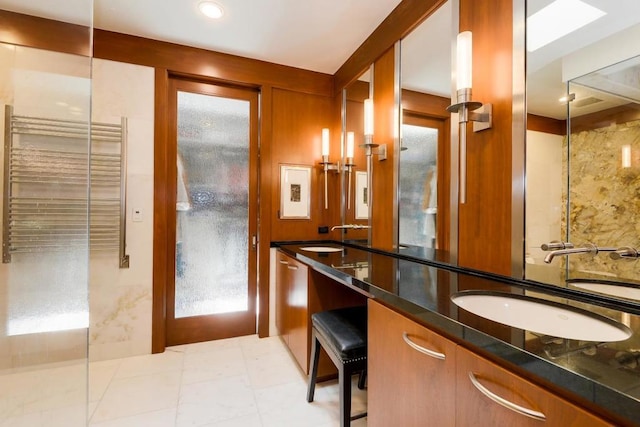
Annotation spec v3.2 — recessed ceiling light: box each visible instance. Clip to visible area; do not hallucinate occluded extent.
[527,0,606,52]
[199,1,224,19]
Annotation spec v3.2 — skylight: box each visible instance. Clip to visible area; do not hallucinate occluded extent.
[527,0,606,52]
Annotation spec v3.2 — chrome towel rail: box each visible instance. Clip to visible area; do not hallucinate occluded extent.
[3,106,130,267]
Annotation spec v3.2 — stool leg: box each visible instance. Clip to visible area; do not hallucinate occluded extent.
[357,370,366,390]
[307,333,321,402]
[339,365,351,427]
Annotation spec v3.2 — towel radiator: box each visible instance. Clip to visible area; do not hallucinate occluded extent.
[2,105,130,268]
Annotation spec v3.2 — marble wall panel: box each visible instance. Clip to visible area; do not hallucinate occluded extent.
[564,120,640,279]
[89,59,154,362]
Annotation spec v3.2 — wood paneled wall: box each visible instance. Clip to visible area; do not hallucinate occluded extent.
[94,30,332,97]
[270,88,335,241]
[457,0,516,275]
[528,114,566,136]
[0,10,90,56]
[371,46,398,250]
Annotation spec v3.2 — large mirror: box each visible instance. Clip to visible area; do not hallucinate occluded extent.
[525,0,640,297]
[341,67,372,245]
[339,0,453,258]
[398,0,451,251]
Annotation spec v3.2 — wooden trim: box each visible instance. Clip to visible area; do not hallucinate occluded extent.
[570,103,640,134]
[370,46,397,250]
[93,29,333,97]
[152,69,169,353]
[402,90,450,120]
[258,85,273,338]
[527,114,566,135]
[334,0,447,94]
[0,10,90,56]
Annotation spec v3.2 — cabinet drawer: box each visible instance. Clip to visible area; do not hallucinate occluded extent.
[456,346,613,427]
[368,300,457,427]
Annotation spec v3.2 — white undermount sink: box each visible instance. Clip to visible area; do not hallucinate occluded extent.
[300,246,343,253]
[451,291,632,342]
[568,280,640,301]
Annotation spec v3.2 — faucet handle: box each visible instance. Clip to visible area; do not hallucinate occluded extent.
[541,241,574,251]
[610,246,640,260]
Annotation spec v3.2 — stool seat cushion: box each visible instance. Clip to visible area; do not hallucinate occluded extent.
[311,306,367,360]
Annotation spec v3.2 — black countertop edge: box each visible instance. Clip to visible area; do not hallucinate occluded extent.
[272,240,640,316]
[276,243,640,426]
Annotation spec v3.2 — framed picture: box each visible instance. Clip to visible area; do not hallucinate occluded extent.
[280,165,311,219]
[355,171,369,219]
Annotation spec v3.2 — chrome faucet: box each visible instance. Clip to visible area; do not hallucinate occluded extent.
[610,246,640,260]
[330,224,371,231]
[540,241,574,251]
[543,243,616,264]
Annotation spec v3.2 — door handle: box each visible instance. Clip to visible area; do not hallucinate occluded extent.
[252,234,257,250]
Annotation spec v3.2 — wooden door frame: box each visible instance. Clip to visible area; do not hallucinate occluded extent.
[152,70,261,352]
[402,112,450,251]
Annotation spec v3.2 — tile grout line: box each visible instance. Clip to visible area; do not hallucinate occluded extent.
[173,345,188,427]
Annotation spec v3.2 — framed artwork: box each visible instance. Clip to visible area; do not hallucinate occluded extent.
[355,171,369,219]
[280,165,311,219]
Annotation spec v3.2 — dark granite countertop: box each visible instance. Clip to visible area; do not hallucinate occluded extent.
[277,242,640,426]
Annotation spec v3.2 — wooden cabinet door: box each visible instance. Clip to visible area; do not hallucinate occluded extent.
[284,256,309,372]
[368,300,457,427]
[456,346,613,427]
[275,253,291,341]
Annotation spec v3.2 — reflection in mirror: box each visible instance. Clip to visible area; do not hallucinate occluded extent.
[525,0,640,296]
[399,1,451,250]
[341,66,372,245]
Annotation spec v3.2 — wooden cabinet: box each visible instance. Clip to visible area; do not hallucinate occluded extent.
[275,251,367,376]
[368,300,457,427]
[456,346,613,427]
[275,252,309,370]
[368,299,613,427]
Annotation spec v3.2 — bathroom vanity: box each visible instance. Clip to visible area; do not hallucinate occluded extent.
[275,242,640,426]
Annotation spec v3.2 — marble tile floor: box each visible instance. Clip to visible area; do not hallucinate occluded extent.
[0,335,367,426]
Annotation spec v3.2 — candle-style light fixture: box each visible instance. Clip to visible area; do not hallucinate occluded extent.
[361,99,387,161]
[344,131,356,209]
[446,31,492,204]
[319,128,339,209]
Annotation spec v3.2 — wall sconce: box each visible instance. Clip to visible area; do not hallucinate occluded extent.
[446,31,493,204]
[319,128,339,209]
[361,99,387,161]
[344,131,356,209]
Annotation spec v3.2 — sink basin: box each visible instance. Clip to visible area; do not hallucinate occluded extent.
[568,280,640,301]
[451,291,632,342]
[300,246,343,253]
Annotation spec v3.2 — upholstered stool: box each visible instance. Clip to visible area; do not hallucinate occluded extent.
[307,305,367,426]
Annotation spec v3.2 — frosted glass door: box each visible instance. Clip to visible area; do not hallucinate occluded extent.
[399,123,439,248]
[175,91,250,318]
[165,79,257,346]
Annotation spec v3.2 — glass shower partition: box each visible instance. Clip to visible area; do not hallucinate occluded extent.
[564,55,640,284]
[0,7,92,426]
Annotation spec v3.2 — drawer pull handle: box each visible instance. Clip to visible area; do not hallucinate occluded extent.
[468,372,546,421]
[287,265,298,270]
[279,259,289,265]
[402,332,445,360]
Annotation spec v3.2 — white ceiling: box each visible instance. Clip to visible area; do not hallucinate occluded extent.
[2,0,639,120]
[0,0,403,74]
[527,0,640,119]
